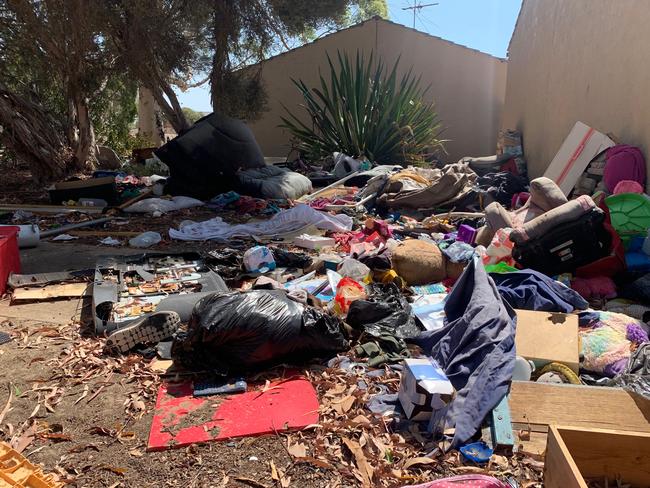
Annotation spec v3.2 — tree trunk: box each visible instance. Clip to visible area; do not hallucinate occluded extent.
[147,80,190,136]
[0,83,73,183]
[66,85,97,172]
[210,0,236,113]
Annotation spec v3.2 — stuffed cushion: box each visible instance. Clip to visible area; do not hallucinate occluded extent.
[392,239,446,285]
[237,165,312,200]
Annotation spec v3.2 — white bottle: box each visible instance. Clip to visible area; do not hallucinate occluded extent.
[512,356,536,381]
[643,229,650,256]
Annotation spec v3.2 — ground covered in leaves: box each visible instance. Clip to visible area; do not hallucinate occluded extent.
[0,297,543,488]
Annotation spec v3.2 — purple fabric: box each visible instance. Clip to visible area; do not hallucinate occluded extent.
[604,145,646,193]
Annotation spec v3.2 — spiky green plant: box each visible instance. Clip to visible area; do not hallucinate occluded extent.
[281,51,446,165]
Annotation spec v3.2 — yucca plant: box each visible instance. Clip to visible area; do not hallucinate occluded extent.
[280,51,446,165]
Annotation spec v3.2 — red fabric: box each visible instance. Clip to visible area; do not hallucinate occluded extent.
[0,227,20,295]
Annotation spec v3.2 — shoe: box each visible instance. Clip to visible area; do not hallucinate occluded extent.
[106,311,180,353]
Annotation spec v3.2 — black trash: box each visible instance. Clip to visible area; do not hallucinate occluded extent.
[271,247,313,269]
[346,283,420,339]
[171,290,348,371]
[155,112,265,199]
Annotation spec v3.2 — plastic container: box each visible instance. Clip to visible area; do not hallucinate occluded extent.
[605,193,650,246]
[643,229,650,256]
[0,225,39,248]
[512,356,536,381]
[0,442,61,487]
[0,227,21,295]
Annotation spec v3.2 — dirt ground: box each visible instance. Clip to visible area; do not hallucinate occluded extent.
[0,297,342,488]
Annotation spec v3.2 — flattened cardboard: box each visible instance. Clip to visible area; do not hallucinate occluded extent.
[515,309,579,373]
[543,121,614,195]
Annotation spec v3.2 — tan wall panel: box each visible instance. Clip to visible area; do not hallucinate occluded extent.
[502,0,650,179]
[248,19,507,163]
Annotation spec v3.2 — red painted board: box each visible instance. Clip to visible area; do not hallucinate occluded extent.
[147,376,319,451]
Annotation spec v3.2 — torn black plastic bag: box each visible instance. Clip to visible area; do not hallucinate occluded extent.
[346,283,420,339]
[410,259,516,450]
[171,290,348,371]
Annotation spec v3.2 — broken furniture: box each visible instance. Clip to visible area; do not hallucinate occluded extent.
[48,176,118,206]
[544,426,650,488]
[92,253,227,334]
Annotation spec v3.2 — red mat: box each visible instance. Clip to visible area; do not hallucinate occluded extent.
[147,376,319,451]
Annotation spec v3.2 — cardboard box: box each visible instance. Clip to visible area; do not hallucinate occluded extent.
[544,426,650,488]
[543,121,614,196]
[515,309,579,373]
[398,358,454,422]
[293,234,335,250]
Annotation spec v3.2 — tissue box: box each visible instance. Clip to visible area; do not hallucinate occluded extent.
[398,358,454,421]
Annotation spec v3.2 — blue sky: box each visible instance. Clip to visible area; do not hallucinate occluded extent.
[175,0,522,112]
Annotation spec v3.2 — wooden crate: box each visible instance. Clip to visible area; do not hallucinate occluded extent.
[544,425,650,488]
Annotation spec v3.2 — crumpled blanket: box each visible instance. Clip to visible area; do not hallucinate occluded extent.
[410,259,516,449]
[169,204,352,242]
[377,163,477,210]
[490,269,588,313]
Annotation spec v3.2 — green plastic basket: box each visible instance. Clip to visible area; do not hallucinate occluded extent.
[605,193,650,246]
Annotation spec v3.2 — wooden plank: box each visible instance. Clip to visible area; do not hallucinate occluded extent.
[12,283,90,301]
[0,204,103,215]
[544,426,585,488]
[545,426,650,488]
[509,381,650,433]
[68,230,141,237]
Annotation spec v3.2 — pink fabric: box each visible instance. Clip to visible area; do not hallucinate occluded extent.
[613,180,644,194]
[604,145,646,193]
[402,475,509,488]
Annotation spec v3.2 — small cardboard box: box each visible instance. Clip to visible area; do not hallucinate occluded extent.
[515,309,579,373]
[398,358,454,422]
[543,121,614,196]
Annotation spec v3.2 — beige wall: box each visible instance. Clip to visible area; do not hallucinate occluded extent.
[502,0,650,179]
[248,18,507,163]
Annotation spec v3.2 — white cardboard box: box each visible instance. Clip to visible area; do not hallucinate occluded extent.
[293,234,336,250]
[543,121,615,196]
[398,358,454,422]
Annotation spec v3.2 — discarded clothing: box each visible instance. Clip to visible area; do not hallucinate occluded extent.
[169,204,353,242]
[411,259,516,449]
[378,163,477,210]
[171,290,349,371]
[205,247,243,279]
[441,241,475,264]
[490,269,588,313]
[354,334,410,367]
[579,311,649,377]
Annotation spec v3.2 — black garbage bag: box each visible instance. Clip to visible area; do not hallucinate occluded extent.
[606,342,650,400]
[346,283,420,339]
[171,290,348,371]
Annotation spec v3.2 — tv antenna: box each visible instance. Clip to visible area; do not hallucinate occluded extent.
[402,2,439,29]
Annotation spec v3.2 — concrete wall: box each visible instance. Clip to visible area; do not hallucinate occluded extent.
[502,0,650,179]
[248,18,507,163]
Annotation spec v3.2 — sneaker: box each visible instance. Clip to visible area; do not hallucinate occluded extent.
[106,311,181,353]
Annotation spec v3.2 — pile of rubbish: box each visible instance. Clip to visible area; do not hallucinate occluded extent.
[1,117,649,487]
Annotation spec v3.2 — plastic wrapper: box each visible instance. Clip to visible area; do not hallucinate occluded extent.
[333,277,366,314]
[171,290,348,371]
[338,258,371,282]
[128,231,162,248]
[482,227,515,266]
[243,245,276,273]
[605,342,650,399]
[346,283,420,339]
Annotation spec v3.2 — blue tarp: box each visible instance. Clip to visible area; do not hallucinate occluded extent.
[411,259,516,449]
